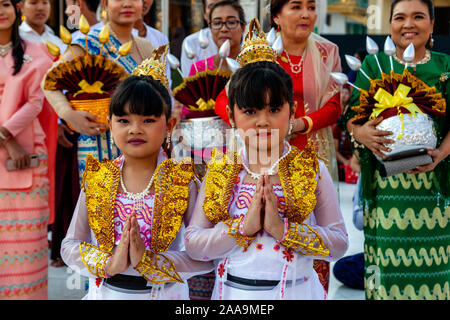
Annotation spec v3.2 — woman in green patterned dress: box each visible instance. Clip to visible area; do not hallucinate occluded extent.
[343,0,449,300]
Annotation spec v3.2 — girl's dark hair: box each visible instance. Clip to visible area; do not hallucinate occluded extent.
[10,0,25,75]
[270,0,290,28]
[110,75,172,119]
[110,75,172,156]
[209,0,246,26]
[228,61,294,116]
[389,0,435,22]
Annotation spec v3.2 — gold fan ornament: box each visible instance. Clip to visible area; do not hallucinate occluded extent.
[44,18,130,132]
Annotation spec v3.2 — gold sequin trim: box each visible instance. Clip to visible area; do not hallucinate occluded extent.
[278,141,319,224]
[151,157,194,253]
[82,154,120,253]
[82,155,194,254]
[280,223,329,257]
[224,216,256,248]
[203,142,320,225]
[134,250,183,284]
[203,148,242,224]
[79,242,112,278]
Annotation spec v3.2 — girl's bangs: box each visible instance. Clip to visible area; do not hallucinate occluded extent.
[231,64,293,110]
[110,78,166,118]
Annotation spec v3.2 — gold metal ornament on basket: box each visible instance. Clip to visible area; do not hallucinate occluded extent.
[44,15,129,132]
[332,38,446,177]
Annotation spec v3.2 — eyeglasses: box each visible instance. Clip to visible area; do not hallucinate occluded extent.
[209,19,242,30]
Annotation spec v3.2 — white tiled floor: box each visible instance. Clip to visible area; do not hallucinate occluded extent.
[48,182,365,300]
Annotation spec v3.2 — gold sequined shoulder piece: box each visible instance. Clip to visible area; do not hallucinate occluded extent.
[203,148,242,224]
[82,154,120,253]
[278,142,319,224]
[151,157,194,253]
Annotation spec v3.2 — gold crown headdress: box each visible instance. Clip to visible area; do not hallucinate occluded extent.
[132,44,169,89]
[236,18,278,67]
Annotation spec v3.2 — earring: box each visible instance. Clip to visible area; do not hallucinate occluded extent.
[109,133,116,148]
[166,132,171,146]
[276,25,280,33]
[429,35,434,48]
[288,119,294,136]
[229,122,238,152]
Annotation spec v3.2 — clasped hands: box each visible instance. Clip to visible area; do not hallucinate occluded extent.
[105,213,146,277]
[242,174,285,241]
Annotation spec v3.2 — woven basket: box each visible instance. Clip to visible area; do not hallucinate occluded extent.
[68,98,110,132]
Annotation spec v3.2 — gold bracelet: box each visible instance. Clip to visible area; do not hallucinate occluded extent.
[299,116,313,134]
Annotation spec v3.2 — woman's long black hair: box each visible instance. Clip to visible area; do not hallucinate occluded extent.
[10,0,25,75]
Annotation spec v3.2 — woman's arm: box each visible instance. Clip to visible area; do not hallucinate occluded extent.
[40,44,106,136]
[292,92,341,134]
[407,129,450,174]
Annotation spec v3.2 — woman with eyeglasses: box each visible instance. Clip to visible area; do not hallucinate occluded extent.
[179,0,245,121]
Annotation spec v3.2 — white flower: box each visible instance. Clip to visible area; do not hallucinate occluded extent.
[23,54,33,63]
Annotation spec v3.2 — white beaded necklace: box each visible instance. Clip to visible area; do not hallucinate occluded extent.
[393,49,431,67]
[120,165,156,213]
[0,42,12,57]
[242,144,292,180]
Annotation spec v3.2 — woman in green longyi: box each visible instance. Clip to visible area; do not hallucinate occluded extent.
[343,0,449,300]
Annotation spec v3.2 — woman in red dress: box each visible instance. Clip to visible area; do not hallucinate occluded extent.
[214,0,343,293]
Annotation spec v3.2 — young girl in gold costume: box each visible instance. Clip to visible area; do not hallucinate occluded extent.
[185,19,348,300]
[60,46,213,300]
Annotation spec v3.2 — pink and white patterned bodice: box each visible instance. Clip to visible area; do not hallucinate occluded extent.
[113,192,155,250]
[222,169,318,282]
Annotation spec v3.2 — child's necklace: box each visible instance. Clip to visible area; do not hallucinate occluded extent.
[120,166,156,213]
[242,144,292,180]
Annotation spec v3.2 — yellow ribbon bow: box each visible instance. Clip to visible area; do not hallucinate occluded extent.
[371,84,423,139]
[187,98,216,112]
[74,80,105,97]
